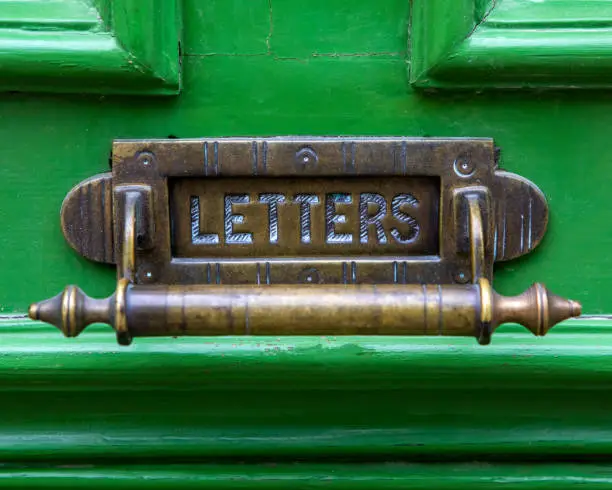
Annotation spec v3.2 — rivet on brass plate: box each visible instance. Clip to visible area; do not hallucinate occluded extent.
[454,154,474,177]
[32,137,580,344]
[296,147,318,167]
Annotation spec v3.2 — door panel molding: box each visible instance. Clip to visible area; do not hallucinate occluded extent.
[410,0,612,89]
[1,317,611,461]
[0,0,181,95]
[0,464,609,488]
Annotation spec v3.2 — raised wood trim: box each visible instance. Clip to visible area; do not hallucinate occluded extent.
[410,0,612,89]
[0,317,610,461]
[0,0,181,95]
[0,463,609,488]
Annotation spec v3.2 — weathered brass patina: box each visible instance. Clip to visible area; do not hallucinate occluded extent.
[30,280,580,346]
[30,137,581,344]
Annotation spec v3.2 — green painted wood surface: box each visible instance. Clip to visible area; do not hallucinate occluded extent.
[0,319,608,462]
[0,0,99,29]
[0,464,610,488]
[0,0,181,94]
[0,0,611,479]
[410,0,612,88]
[1,58,610,313]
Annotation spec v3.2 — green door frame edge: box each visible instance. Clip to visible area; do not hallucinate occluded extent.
[0,0,181,95]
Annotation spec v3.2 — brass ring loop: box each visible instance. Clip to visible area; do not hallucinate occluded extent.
[114,278,131,345]
[122,195,137,282]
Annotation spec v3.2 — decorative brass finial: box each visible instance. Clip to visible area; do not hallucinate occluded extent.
[476,279,581,344]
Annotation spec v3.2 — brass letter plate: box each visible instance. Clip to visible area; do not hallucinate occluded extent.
[171,177,440,259]
[31,137,581,345]
[61,137,547,286]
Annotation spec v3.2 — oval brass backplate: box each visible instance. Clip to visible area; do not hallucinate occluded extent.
[60,137,547,286]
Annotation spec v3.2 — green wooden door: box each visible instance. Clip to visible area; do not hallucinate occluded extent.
[1,0,611,487]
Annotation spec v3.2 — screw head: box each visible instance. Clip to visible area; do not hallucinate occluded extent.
[454,270,470,284]
[136,151,155,168]
[453,155,474,177]
[295,147,318,167]
[137,265,154,283]
[298,267,322,284]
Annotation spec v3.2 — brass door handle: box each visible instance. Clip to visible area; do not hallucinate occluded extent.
[28,138,582,345]
[30,279,580,346]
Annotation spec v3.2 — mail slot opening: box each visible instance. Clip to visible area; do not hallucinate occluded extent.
[169,177,440,259]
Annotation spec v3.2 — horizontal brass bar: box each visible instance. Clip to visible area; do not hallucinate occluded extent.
[29,280,580,346]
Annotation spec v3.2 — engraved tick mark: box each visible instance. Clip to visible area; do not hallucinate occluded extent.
[213,141,219,175]
[493,228,498,261]
[341,142,356,173]
[204,142,209,176]
[101,177,109,262]
[528,197,533,250]
[520,213,525,253]
[252,141,258,176]
[501,212,507,258]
